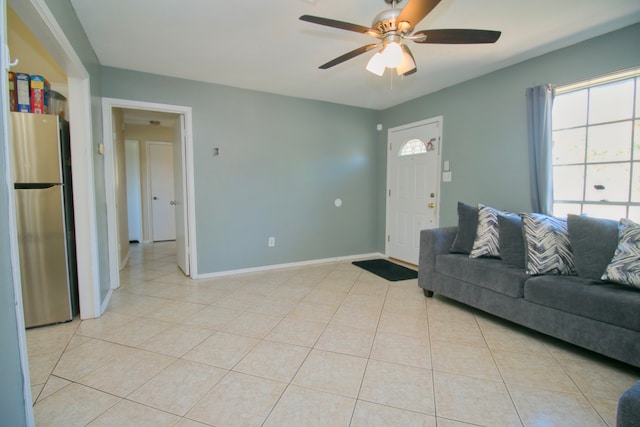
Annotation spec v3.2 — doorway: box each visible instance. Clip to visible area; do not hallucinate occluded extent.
[102,98,197,287]
[386,117,443,265]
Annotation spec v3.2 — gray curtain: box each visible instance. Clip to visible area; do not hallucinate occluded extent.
[526,84,554,215]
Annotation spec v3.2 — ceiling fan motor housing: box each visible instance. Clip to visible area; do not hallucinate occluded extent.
[372,8,402,34]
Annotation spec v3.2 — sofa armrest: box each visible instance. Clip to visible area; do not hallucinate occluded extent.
[617,381,640,427]
[418,226,458,293]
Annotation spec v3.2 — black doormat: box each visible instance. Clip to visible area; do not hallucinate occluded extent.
[352,259,418,282]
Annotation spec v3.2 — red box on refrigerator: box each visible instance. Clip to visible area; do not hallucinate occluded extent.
[30,75,48,114]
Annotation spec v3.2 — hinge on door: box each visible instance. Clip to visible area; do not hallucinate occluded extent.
[388,189,391,197]
[387,234,390,242]
[389,143,392,151]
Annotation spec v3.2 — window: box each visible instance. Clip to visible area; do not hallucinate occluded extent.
[552,69,640,221]
[399,138,427,156]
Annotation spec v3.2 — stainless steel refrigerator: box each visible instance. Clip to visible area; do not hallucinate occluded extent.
[11,112,78,328]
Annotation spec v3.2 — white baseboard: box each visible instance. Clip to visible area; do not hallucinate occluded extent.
[119,248,131,271]
[97,287,113,318]
[192,252,385,279]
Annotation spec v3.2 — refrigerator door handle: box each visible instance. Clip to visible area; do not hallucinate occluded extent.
[14,183,59,190]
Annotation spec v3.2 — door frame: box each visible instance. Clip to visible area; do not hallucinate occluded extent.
[385,117,443,262]
[102,98,197,287]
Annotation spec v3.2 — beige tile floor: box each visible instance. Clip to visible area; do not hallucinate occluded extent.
[27,241,640,426]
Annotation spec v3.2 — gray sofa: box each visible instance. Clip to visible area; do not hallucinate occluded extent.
[618,381,640,427]
[418,220,640,369]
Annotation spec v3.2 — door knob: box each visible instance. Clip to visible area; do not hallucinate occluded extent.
[170,201,176,206]
[153,196,158,200]
[428,202,436,208]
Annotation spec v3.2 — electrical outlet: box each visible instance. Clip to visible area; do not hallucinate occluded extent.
[268,237,275,247]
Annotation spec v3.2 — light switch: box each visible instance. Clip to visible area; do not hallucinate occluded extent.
[443,171,452,182]
[444,160,450,171]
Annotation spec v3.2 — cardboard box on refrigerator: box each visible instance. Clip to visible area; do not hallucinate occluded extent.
[8,72,17,112]
[30,75,49,114]
[16,72,30,112]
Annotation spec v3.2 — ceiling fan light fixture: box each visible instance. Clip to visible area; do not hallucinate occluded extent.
[396,46,416,75]
[382,41,403,68]
[366,52,386,76]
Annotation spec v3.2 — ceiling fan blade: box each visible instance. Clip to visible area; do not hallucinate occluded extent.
[413,29,501,44]
[319,44,379,69]
[300,15,379,36]
[396,0,442,31]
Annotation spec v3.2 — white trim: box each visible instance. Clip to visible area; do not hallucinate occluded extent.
[102,98,197,280]
[143,140,153,241]
[555,66,640,95]
[100,288,113,315]
[194,253,385,279]
[68,76,101,318]
[103,104,119,289]
[119,248,131,271]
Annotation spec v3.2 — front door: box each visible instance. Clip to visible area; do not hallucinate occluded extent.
[386,117,442,265]
[148,142,176,241]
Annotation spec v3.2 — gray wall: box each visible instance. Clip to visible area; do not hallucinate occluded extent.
[101,69,381,273]
[43,0,111,300]
[102,23,640,275]
[379,22,640,227]
[0,109,28,427]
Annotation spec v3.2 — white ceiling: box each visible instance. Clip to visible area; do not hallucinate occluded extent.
[69,0,640,111]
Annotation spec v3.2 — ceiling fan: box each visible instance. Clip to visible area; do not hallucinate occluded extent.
[300,0,501,76]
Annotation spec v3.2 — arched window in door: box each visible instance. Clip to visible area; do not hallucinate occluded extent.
[399,138,427,156]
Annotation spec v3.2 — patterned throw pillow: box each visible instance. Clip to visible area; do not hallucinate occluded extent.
[470,204,502,258]
[602,218,640,288]
[521,213,576,275]
[498,213,525,269]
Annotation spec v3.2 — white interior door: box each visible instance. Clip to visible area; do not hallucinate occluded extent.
[124,140,142,242]
[173,116,189,275]
[386,117,442,265]
[148,142,176,241]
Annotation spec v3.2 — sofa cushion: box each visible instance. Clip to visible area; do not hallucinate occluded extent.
[498,213,525,269]
[524,275,640,333]
[567,214,618,281]
[521,213,576,276]
[602,218,640,289]
[436,254,529,298]
[470,204,503,258]
[450,202,478,254]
